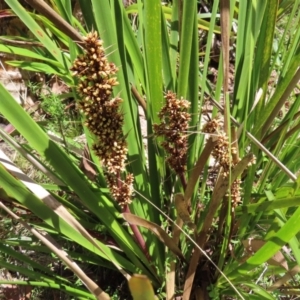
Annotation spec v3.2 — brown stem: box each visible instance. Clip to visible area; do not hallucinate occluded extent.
[26,0,84,43]
[115,173,151,261]
[122,204,151,261]
[0,37,43,46]
[179,172,187,190]
[131,85,147,113]
[184,138,218,206]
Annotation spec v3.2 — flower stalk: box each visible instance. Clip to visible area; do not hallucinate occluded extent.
[153,91,191,188]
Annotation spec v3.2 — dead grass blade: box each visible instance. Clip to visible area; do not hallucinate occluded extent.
[174,193,195,230]
[184,138,218,205]
[262,68,300,134]
[0,149,130,280]
[79,144,97,181]
[242,239,289,270]
[220,0,230,132]
[133,188,245,300]
[165,139,216,299]
[183,154,254,300]
[122,213,185,261]
[25,0,84,42]
[268,265,300,292]
[0,129,64,185]
[0,202,110,300]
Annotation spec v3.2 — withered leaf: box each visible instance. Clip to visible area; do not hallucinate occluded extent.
[242,239,288,270]
[174,193,195,230]
[123,213,185,261]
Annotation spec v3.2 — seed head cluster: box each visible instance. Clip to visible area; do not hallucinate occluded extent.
[202,119,236,176]
[71,31,132,207]
[202,119,242,206]
[153,91,190,174]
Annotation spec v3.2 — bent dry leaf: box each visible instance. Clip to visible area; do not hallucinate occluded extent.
[174,193,195,230]
[242,239,288,271]
[0,202,110,300]
[183,153,254,300]
[0,149,131,277]
[240,283,277,300]
[122,213,185,261]
[268,265,300,292]
[25,0,84,42]
[224,205,300,283]
[184,138,218,204]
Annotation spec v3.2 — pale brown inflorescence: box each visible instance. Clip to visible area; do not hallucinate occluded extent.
[71,31,132,207]
[202,118,242,206]
[153,91,191,174]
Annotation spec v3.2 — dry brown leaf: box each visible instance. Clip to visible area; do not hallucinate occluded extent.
[184,138,217,205]
[0,151,116,299]
[51,80,69,95]
[174,193,195,230]
[268,265,300,291]
[242,239,289,270]
[123,213,185,261]
[220,0,230,133]
[79,144,97,181]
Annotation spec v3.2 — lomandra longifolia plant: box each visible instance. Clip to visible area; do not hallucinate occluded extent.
[2,1,300,299]
[65,29,260,299]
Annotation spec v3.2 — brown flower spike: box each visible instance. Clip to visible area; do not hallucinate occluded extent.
[71,31,133,207]
[202,119,242,206]
[153,91,191,175]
